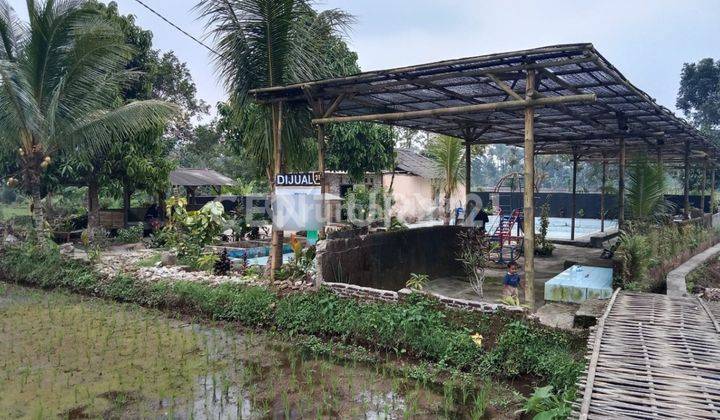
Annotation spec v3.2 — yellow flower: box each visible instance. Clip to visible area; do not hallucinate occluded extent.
[471,333,483,347]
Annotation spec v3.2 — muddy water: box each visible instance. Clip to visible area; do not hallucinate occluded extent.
[0,284,498,419]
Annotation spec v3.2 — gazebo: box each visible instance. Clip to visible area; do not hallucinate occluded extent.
[249,43,720,302]
[169,168,236,204]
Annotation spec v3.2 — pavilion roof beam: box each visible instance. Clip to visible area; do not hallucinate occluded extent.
[311,93,597,125]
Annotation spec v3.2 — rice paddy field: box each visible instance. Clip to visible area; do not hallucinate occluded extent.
[0,284,517,419]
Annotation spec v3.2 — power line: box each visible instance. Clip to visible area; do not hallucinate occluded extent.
[130,0,221,57]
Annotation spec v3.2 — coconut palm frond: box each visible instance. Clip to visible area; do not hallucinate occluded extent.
[626,157,674,221]
[63,100,178,156]
[428,134,465,224]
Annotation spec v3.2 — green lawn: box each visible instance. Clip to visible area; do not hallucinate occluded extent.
[0,203,31,221]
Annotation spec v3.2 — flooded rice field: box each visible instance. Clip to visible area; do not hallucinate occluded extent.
[0,284,513,419]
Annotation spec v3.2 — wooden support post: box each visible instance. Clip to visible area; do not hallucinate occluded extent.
[571,153,578,241]
[465,142,471,197]
[701,158,708,214]
[618,137,626,229]
[684,140,690,219]
[270,101,284,280]
[317,121,326,237]
[523,70,536,311]
[712,169,717,214]
[600,158,607,232]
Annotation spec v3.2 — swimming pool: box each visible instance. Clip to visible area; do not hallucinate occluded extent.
[227,244,294,266]
[486,216,617,240]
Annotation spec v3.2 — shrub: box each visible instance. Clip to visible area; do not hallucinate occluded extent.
[482,321,584,391]
[115,225,144,244]
[615,232,652,287]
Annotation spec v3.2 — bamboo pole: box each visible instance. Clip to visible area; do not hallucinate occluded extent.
[523,70,536,311]
[684,140,690,219]
[310,94,596,125]
[601,157,607,232]
[712,169,716,214]
[571,153,578,240]
[618,137,626,229]
[270,101,284,279]
[700,158,707,214]
[317,122,326,238]
[465,142,471,197]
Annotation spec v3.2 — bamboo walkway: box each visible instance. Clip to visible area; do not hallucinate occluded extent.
[574,290,720,419]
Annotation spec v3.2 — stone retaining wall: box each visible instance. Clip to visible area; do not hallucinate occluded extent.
[323,282,399,303]
[323,282,523,313]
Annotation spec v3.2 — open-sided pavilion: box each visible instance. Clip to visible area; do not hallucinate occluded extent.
[250,43,720,304]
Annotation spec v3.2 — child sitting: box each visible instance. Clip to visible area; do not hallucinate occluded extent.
[503,261,523,298]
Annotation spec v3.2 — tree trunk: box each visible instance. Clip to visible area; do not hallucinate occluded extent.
[122,181,132,228]
[87,177,100,241]
[30,178,44,242]
[443,191,451,225]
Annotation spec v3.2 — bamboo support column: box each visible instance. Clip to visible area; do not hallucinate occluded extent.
[317,122,327,237]
[618,137,626,228]
[523,70,536,310]
[600,157,607,232]
[465,141,471,197]
[571,153,578,241]
[684,140,690,219]
[270,101,284,279]
[701,158,708,214]
[712,169,717,214]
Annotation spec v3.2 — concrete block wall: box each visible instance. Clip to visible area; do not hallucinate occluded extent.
[316,226,466,291]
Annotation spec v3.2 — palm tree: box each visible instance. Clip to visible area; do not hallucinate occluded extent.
[626,157,673,222]
[198,0,353,272]
[428,135,465,225]
[0,0,177,241]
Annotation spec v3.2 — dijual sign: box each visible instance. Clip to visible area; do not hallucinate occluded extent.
[275,172,321,187]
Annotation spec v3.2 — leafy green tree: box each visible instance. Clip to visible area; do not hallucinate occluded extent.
[83,1,207,228]
[200,0,355,272]
[677,58,720,130]
[0,0,176,240]
[326,123,394,182]
[428,135,465,225]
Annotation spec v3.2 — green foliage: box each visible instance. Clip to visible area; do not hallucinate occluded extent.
[115,225,144,244]
[344,186,392,227]
[625,157,673,221]
[616,222,715,290]
[277,240,316,281]
[428,135,465,224]
[457,228,494,297]
[406,273,430,290]
[677,57,720,128]
[194,253,219,272]
[161,197,226,259]
[615,231,652,287]
[200,0,354,183]
[326,122,395,181]
[482,321,584,392]
[517,385,573,420]
[536,202,555,256]
[0,0,176,237]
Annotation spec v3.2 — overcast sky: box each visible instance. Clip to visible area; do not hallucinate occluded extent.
[7,0,720,120]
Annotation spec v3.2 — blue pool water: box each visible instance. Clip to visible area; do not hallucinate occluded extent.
[227,244,293,260]
[487,216,617,240]
[227,244,294,266]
